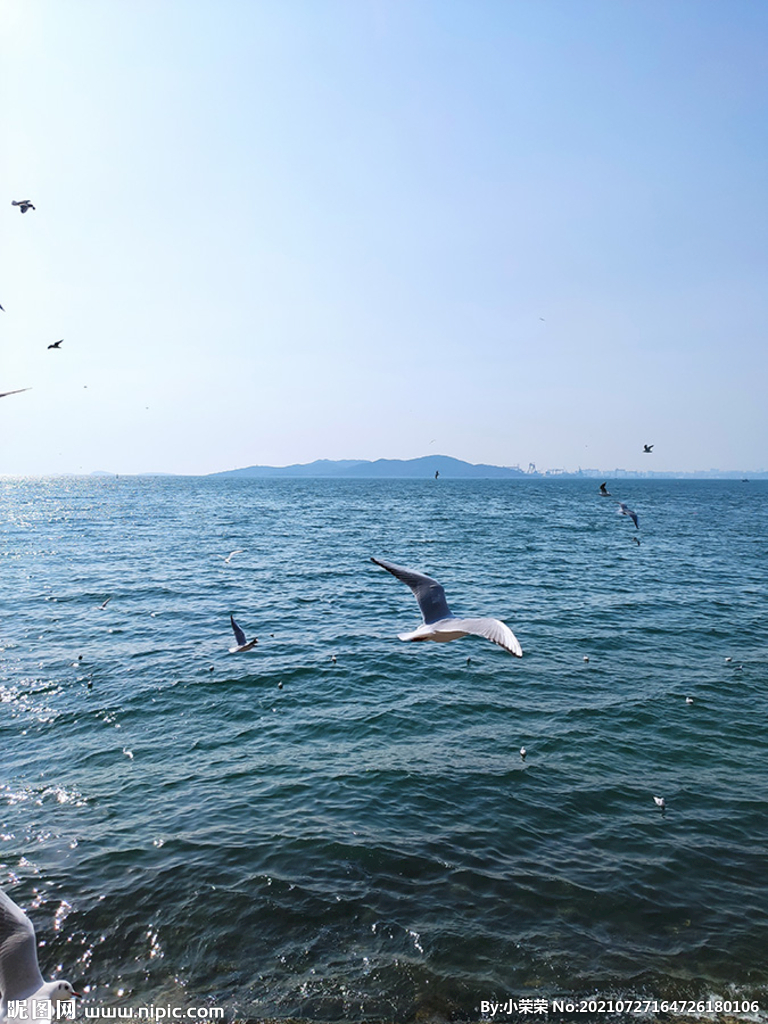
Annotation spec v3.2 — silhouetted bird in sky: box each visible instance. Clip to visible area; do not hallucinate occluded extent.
[12,199,35,213]
[643,444,654,453]
[48,339,63,349]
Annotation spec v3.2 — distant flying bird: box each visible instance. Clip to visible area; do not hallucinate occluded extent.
[0,388,31,399]
[643,444,654,454]
[0,886,81,1022]
[599,482,611,496]
[617,502,639,529]
[11,199,35,213]
[685,696,694,705]
[520,747,527,760]
[371,557,523,656]
[48,339,63,350]
[223,549,243,564]
[653,796,666,811]
[434,470,439,480]
[98,597,111,610]
[632,535,641,545]
[229,614,257,653]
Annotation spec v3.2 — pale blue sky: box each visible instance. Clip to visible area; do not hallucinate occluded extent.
[2,0,766,475]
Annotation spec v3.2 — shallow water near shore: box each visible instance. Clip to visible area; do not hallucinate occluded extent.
[1,476,767,1022]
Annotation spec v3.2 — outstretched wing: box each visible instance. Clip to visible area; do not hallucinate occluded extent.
[0,888,45,1001]
[371,557,452,624]
[434,617,523,657]
[230,614,247,647]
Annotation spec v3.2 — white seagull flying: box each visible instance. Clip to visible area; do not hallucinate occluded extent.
[371,557,522,656]
[0,887,80,1023]
[229,614,257,653]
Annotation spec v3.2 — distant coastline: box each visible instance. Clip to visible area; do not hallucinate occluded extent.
[6,456,764,480]
[204,455,766,480]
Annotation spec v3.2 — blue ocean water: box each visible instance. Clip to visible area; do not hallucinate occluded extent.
[1,476,766,1022]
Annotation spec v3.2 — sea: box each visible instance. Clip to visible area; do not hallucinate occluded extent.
[1,476,766,1024]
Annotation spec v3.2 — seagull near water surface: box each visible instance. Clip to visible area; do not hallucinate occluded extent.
[0,887,81,1024]
[599,482,611,496]
[229,614,257,653]
[617,502,639,529]
[371,557,523,656]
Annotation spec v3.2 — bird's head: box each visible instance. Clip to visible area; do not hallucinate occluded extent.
[46,980,83,1002]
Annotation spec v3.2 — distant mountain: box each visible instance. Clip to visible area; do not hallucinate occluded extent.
[209,455,527,479]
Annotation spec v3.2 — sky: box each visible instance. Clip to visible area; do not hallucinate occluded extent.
[1,0,767,476]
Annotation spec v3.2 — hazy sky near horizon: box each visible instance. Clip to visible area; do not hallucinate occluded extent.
[2,0,767,475]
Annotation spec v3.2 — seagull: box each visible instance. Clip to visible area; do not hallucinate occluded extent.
[47,340,63,350]
[685,696,694,705]
[223,549,243,564]
[643,444,654,454]
[617,502,639,529]
[98,598,111,610]
[599,482,611,496]
[0,388,31,399]
[229,614,257,653]
[632,535,641,545]
[520,747,526,760]
[11,200,35,213]
[434,470,439,480]
[653,795,666,811]
[371,557,523,656]
[0,886,81,1023]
